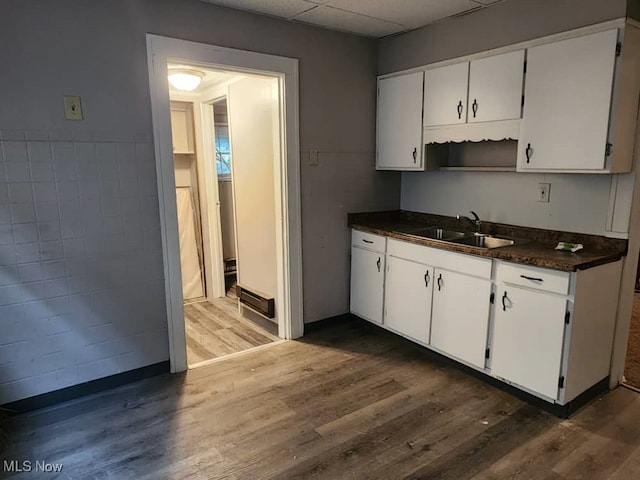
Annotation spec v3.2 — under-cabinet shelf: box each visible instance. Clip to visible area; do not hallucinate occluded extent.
[439,166,517,172]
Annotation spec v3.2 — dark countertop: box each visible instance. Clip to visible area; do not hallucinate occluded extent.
[348,211,628,272]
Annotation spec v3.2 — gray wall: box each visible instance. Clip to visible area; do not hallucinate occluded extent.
[379,0,628,75]
[378,0,629,236]
[0,0,399,404]
[628,0,640,21]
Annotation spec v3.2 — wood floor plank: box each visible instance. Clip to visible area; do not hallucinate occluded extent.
[184,321,223,362]
[185,304,226,330]
[185,298,278,365]
[5,316,640,480]
[468,421,587,480]
[551,433,634,480]
[609,443,640,480]
[401,405,557,480]
[201,299,280,341]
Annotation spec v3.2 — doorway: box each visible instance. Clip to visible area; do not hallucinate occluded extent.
[147,35,304,373]
[168,66,286,367]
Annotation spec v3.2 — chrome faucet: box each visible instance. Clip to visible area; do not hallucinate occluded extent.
[457,211,481,233]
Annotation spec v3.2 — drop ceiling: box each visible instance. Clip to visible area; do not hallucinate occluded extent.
[200,0,508,38]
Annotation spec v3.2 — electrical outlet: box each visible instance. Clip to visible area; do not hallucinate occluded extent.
[309,149,319,166]
[538,183,550,203]
[63,96,83,120]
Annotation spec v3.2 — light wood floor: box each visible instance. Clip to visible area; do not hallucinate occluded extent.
[184,296,279,366]
[5,317,640,479]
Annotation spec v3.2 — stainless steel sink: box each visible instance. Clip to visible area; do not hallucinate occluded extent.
[452,235,516,249]
[402,227,468,241]
[395,225,522,249]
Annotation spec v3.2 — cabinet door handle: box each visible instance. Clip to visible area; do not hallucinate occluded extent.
[376,257,381,272]
[472,99,478,118]
[412,147,417,163]
[437,273,443,291]
[457,100,463,120]
[520,274,543,282]
[362,239,373,244]
[525,143,533,163]
[502,291,508,311]
[424,271,430,287]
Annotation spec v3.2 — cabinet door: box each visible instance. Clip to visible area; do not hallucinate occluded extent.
[468,50,524,123]
[430,269,491,368]
[518,29,618,171]
[384,256,434,344]
[376,72,424,170]
[491,286,567,399]
[424,62,469,127]
[350,247,385,324]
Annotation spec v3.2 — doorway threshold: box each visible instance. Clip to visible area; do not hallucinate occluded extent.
[188,340,287,370]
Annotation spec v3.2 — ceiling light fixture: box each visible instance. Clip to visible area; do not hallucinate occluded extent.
[168,68,204,91]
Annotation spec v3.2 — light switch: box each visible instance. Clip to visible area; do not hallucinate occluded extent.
[309,150,319,166]
[64,96,83,120]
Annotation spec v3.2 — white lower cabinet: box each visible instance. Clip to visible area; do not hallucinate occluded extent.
[384,255,434,344]
[490,260,622,404]
[430,269,492,369]
[491,286,567,400]
[349,230,623,408]
[350,232,386,324]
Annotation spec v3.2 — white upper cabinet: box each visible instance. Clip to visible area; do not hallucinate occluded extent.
[424,62,469,127]
[376,71,424,170]
[378,21,638,173]
[468,50,524,123]
[517,29,618,172]
[424,50,524,128]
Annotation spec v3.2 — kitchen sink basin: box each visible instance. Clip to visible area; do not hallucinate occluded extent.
[394,225,523,249]
[403,227,468,241]
[452,235,516,249]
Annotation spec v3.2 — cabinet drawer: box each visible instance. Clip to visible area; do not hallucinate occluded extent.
[388,238,492,279]
[352,230,386,252]
[496,261,571,294]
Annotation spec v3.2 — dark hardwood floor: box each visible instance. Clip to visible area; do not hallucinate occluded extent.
[4,317,640,479]
[184,296,279,366]
[624,292,640,389]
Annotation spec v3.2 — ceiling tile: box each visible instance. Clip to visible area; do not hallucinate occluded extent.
[201,0,317,19]
[293,5,405,37]
[325,0,480,29]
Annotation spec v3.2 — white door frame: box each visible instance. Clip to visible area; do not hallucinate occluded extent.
[146,34,304,373]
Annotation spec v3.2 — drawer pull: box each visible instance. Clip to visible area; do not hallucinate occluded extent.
[376,257,381,272]
[424,271,430,287]
[362,239,374,244]
[525,143,533,163]
[520,274,543,282]
[502,291,508,311]
[437,273,443,291]
[457,100,463,119]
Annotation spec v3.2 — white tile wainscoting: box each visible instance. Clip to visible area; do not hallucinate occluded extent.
[0,131,169,404]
